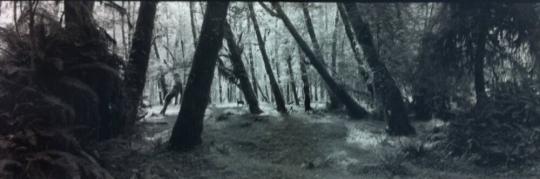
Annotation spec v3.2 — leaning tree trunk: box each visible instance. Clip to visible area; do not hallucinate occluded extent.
[302,4,342,110]
[286,55,300,105]
[169,2,229,150]
[123,1,158,126]
[224,22,263,114]
[344,3,415,135]
[299,47,312,111]
[272,3,367,118]
[248,3,287,113]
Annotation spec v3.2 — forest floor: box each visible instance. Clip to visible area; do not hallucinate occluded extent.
[94,103,540,179]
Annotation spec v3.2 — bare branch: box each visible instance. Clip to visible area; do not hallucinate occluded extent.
[258,2,279,17]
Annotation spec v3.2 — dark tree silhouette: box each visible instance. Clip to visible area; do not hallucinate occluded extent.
[344,3,415,135]
[302,3,342,110]
[123,1,158,125]
[286,55,300,105]
[169,2,229,150]
[270,3,368,118]
[299,47,312,111]
[224,22,263,114]
[248,3,288,113]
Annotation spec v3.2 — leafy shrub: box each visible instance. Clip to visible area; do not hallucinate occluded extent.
[445,82,540,166]
[0,6,124,178]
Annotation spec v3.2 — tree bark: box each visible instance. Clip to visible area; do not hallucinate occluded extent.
[123,1,158,125]
[272,3,367,118]
[337,3,368,79]
[302,4,342,110]
[248,3,287,113]
[224,22,263,114]
[286,55,300,105]
[169,2,229,150]
[344,3,415,135]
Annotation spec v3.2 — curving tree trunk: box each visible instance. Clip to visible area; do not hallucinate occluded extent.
[248,3,287,113]
[344,3,415,135]
[169,2,229,150]
[271,3,367,118]
[123,1,159,125]
[224,22,263,114]
[302,4,342,110]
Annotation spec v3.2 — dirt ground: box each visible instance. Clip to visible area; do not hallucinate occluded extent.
[94,103,540,179]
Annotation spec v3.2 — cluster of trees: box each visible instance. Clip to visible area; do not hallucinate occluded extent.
[1,1,539,153]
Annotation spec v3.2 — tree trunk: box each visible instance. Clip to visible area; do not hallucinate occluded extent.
[121,1,128,59]
[249,48,258,99]
[299,47,312,111]
[344,3,415,135]
[337,3,368,80]
[123,1,158,125]
[331,8,339,75]
[64,1,96,45]
[302,4,342,110]
[169,2,229,150]
[224,23,263,114]
[272,3,367,118]
[189,2,198,47]
[248,3,287,113]
[473,22,488,107]
[286,55,300,105]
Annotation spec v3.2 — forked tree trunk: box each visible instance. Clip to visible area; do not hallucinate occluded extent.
[123,1,158,125]
[272,3,367,118]
[224,22,263,114]
[302,4,342,110]
[169,2,229,150]
[248,3,287,113]
[344,3,415,135]
[286,55,300,105]
[299,47,312,111]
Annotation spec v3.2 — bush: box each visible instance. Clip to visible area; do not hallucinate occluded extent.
[0,6,123,178]
[444,82,540,166]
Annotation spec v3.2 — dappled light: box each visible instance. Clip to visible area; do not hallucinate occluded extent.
[1,1,540,179]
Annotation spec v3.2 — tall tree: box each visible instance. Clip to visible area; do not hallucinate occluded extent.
[286,55,300,105]
[337,3,368,79]
[299,47,312,111]
[169,2,229,150]
[302,3,342,110]
[268,3,368,118]
[344,3,415,135]
[248,3,287,113]
[189,2,198,47]
[123,1,159,125]
[224,22,263,114]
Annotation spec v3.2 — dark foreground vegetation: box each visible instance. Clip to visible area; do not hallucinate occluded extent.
[0,1,539,178]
